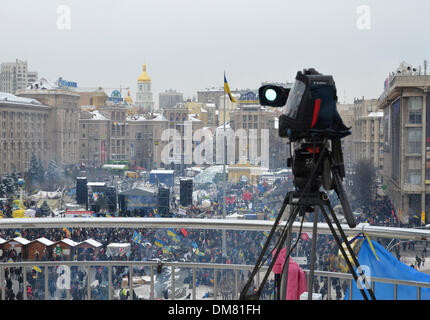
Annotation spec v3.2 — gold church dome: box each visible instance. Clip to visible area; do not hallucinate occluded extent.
[137,64,151,82]
[125,90,133,103]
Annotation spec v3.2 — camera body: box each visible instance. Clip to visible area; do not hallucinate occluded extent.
[259,68,350,141]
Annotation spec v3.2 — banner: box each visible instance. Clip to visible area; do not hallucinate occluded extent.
[101,141,106,164]
[391,99,401,183]
[426,91,430,184]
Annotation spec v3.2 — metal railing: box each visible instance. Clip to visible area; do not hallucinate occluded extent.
[1,217,430,240]
[1,217,430,300]
[2,260,430,300]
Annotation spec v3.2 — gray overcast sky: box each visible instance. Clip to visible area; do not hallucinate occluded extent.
[1,0,429,104]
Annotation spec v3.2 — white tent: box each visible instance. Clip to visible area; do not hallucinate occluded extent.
[226,213,243,220]
[28,190,63,201]
[106,243,131,257]
[24,209,36,218]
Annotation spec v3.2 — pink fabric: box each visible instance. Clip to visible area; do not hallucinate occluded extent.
[273,248,308,300]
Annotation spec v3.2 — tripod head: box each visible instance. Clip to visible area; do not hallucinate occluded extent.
[287,137,356,228]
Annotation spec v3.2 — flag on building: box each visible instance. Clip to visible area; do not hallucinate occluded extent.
[224,72,236,103]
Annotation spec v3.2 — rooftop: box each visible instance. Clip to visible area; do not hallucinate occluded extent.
[0,92,45,106]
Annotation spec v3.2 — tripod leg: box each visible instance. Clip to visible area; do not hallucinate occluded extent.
[325,202,376,300]
[280,205,293,300]
[254,204,301,299]
[239,192,290,299]
[319,204,374,300]
[307,207,319,300]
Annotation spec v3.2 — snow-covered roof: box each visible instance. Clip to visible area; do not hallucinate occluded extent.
[102,164,128,170]
[0,238,6,245]
[12,237,31,245]
[87,182,107,187]
[216,122,230,130]
[33,237,54,246]
[127,114,147,121]
[59,239,79,247]
[0,92,44,106]
[27,78,58,90]
[79,239,102,248]
[368,111,383,118]
[149,113,167,121]
[150,169,174,174]
[199,87,224,92]
[188,114,202,122]
[89,110,110,121]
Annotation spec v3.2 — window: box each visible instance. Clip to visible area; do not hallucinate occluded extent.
[408,170,421,185]
[407,97,422,124]
[408,128,422,154]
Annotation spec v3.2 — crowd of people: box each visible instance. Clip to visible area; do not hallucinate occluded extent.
[0,167,427,300]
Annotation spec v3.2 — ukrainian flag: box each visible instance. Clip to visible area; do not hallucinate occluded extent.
[167,229,180,242]
[154,238,166,248]
[14,230,22,237]
[224,72,236,103]
[195,248,205,256]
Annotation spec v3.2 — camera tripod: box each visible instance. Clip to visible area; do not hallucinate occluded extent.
[239,139,376,300]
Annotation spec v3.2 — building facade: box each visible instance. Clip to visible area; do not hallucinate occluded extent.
[0,92,51,175]
[16,85,80,168]
[377,64,430,224]
[350,98,384,173]
[229,105,287,169]
[159,89,183,110]
[0,59,38,94]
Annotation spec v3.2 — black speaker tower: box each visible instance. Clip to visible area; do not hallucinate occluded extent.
[157,186,170,216]
[76,177,88,206]
[179,178,193,207]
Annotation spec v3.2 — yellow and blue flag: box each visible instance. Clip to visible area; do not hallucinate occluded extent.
[154,238,166,248]
[132,230,142,244]
[167,229,180,243]
[224,72,236,103]
[195,248,205,256]
[14,230,22,237]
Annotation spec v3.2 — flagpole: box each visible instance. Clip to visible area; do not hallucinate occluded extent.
[222,71,227,261]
